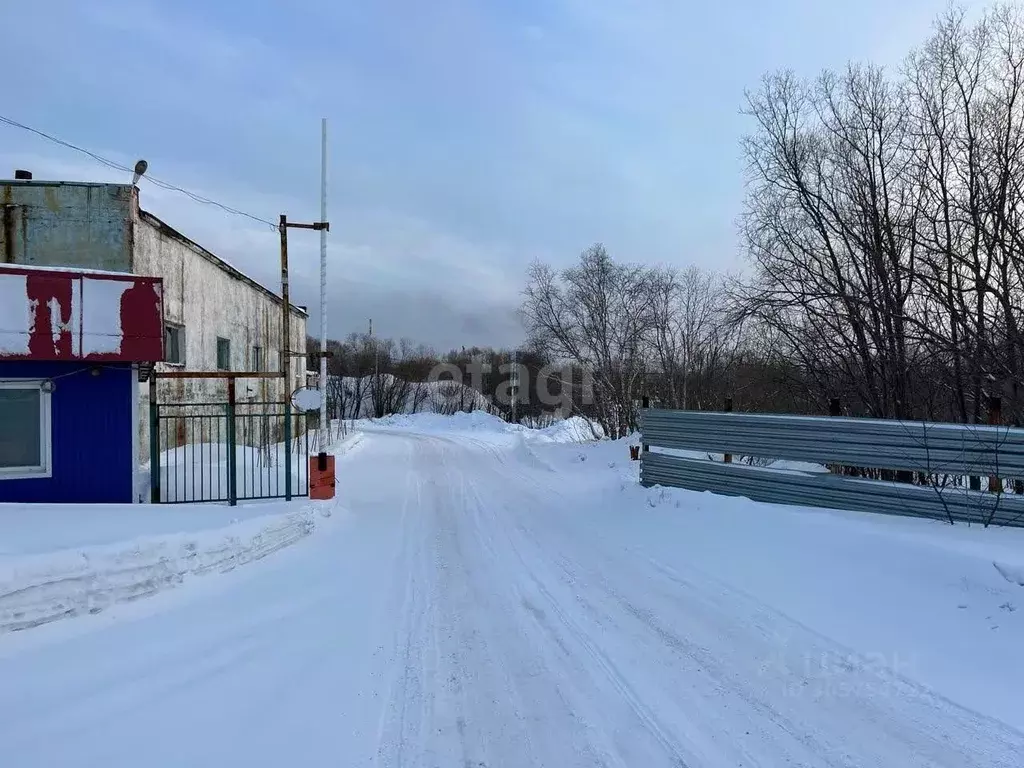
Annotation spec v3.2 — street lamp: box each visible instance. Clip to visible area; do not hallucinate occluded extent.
[132,159,148,186]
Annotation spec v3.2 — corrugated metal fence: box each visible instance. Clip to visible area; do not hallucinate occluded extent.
[640,409,1024,527]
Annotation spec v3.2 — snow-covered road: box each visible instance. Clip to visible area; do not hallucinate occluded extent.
[2,427,1022,767]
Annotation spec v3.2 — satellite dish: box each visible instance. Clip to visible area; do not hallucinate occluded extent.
[291,387,323,412]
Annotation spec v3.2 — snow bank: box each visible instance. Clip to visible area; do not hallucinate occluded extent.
[368,410,601,444]
[994,561,1024,587]
[331,376,495,419]
[508,433,556,473]
[546,437,1024,729]
[373,409,512,433]
[536,415,604,443]
[0,503,277,557]
[0,507,331,633]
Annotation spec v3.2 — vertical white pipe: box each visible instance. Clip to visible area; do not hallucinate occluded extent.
[319,118,328,450]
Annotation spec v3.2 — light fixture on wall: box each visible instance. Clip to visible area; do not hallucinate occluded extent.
[39,379,55,393]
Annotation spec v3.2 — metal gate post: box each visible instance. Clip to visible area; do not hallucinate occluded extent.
[723,396,734,464]
[284,400,293,501]
[227,378,238,506]
[305,417,312,494]
[149,376,161,503]
[989,396,1003,493]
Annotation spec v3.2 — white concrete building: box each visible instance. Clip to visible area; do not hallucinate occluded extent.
[134,209,308,458]
[1,174,308,460]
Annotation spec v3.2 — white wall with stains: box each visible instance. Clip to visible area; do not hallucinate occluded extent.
[133,212,308,462]
[0,272,32,355]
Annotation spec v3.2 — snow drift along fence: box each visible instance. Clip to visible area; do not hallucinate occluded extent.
[639,409,1024,527]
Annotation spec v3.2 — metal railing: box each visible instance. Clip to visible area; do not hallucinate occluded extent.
[150,400,311,505]
[640,409,1024,527]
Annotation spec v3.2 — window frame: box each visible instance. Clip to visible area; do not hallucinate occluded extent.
[165,323,186,367]
[216,337,232,371]
[0,380,53,481]
[252,344,263,372]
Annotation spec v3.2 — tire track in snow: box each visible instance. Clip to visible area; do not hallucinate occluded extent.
[458,441,708,764]
[452,444,694,767]
[375,436,551,768]
[440,438,627,768]
[375,439,434,768]
[522,564,695,767]
[456,434,1024,767]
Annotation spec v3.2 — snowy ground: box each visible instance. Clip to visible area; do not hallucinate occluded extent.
[0,503,336,633]
[1,412,1023,766]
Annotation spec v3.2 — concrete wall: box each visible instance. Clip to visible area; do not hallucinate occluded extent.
[1,181,134,271]
[133,212,308,459]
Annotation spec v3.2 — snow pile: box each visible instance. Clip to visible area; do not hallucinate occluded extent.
[994,561,1024,587]
[508,433,556,473]
[330,376,607,437]
[0,507,330,633]
[536,415,604,443]
[331,376,495,419]
[374,409,509,433]
[369,410,601,444]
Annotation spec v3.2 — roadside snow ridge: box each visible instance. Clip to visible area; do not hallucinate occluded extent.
[0,508,328,632]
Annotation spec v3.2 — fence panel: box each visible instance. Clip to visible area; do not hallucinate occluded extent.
[639,408,1024,527]
[642,409,1024,476]
[150,400,310,504]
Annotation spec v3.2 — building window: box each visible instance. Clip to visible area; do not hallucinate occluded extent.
[252,345,263,372]
[165,324,185,366]
[216,337,231,371]
[0,381,52,479]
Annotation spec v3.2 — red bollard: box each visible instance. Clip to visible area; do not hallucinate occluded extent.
[309,453,336,500]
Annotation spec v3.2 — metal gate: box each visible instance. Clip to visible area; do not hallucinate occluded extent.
[149,376,310,505]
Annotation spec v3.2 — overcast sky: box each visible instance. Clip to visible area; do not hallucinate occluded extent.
[1,0,988,351]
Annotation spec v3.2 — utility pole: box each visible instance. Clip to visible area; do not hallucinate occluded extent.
[318,117,328,450]
[511,348,519,424]
[280,214,291,398]
[369,318,378,380]
[279,212,329,499]
[279,214,292,500]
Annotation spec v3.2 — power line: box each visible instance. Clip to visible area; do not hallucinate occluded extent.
[0,114,278,230]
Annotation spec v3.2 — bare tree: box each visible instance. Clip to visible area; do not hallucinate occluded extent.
[522,244,657,438]
[650,266,735,409]
[738,60,926,420]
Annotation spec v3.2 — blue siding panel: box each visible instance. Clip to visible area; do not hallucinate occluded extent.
[0,362,134,504]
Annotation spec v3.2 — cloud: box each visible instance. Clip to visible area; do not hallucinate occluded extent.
[2,0,989,350]
[0,147,524,351]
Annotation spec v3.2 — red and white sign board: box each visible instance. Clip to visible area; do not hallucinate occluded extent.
[0,266,164,362]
